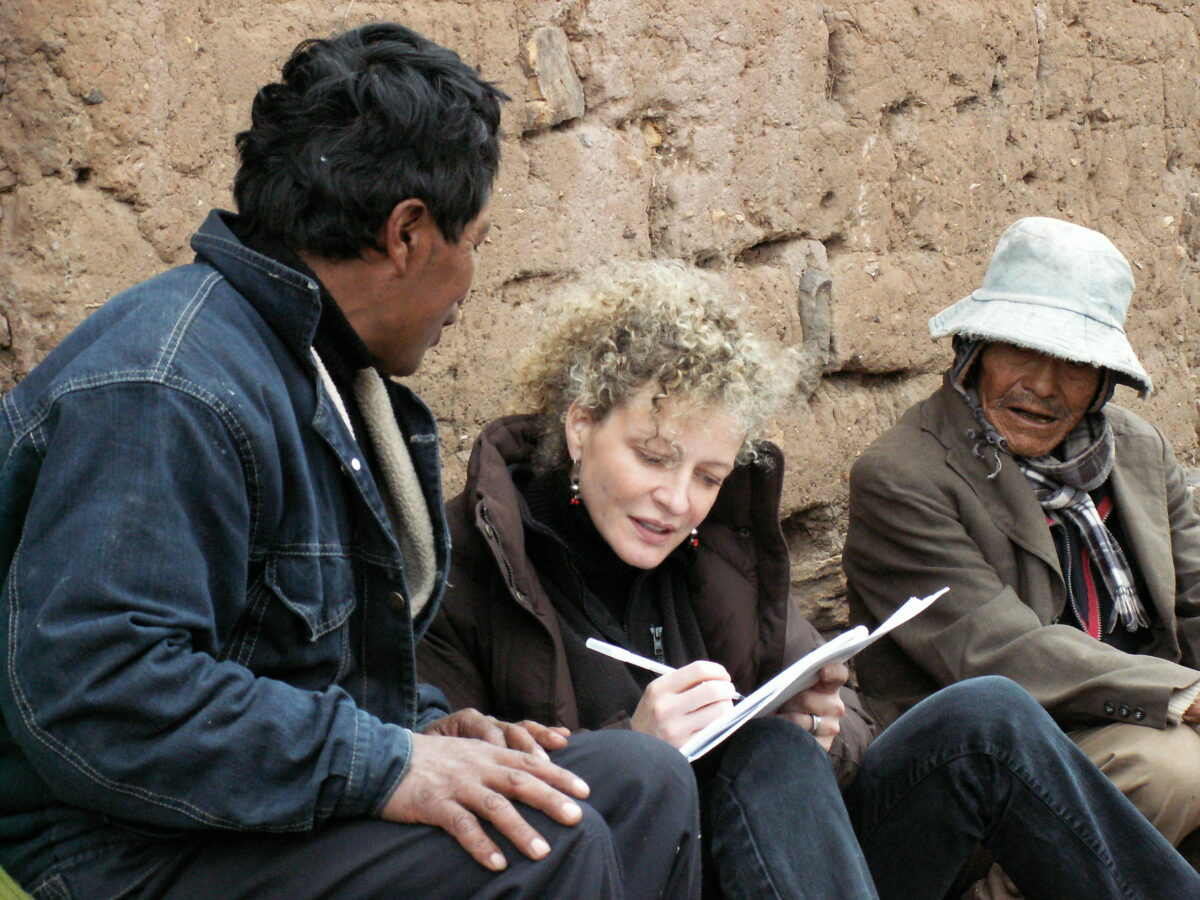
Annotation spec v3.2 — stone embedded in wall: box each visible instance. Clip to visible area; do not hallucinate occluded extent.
[790,554,850,635]
[1181,193,1200,261]
[795,268,834,398]
[520,26,586,134]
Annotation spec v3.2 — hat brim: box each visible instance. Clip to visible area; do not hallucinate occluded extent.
[929,291,1152,396]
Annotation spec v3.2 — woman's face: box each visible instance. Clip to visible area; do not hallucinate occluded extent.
[565,385,745,570]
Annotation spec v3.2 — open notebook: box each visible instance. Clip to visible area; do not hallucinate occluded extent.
[679,587,948,761]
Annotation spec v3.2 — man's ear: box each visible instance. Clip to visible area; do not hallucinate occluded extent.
[380,199,433,277]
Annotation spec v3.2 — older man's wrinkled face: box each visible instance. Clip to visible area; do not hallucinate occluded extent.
[977,343,1101,458]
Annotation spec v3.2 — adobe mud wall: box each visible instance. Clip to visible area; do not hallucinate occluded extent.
[3,0,1199,628]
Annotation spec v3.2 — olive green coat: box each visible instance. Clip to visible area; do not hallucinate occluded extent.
[845,382,1200,730]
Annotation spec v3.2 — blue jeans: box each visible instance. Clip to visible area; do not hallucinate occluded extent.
[702,676,1199,900]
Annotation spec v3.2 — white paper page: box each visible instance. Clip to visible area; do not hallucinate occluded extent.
[680,587,948,761]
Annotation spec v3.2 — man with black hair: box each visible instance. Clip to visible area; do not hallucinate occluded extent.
[0,23,700,899]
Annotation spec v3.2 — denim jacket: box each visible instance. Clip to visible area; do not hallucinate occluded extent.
[0,211,451,899]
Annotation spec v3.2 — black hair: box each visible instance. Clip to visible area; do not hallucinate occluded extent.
[234,22,507,259]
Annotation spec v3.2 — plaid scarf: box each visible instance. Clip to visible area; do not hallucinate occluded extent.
[948,337,1146,632]
[1016,423,1147,632]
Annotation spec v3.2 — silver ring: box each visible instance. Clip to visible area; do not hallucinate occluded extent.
[809,714,822,736]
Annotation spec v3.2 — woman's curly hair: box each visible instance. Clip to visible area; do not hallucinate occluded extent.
[513,260,797,470]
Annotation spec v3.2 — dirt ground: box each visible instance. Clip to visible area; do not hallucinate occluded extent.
[3,0,1198,624]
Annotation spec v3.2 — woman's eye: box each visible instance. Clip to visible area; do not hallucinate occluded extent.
[698,473,723,488]
[638,450,666,466]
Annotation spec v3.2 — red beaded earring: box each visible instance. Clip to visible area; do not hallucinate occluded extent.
[688,528,699,548]
[569,460,582,507]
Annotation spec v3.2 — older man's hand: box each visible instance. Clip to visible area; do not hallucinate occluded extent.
[380,727,590,872]
[1183,696,1200,725]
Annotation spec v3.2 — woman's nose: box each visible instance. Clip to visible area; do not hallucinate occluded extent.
[652,474,690,516]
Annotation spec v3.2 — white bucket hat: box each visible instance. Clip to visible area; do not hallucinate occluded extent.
[928,216,1152,396]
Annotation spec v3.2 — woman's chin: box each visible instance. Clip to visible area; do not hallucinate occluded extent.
[611,538,681,570]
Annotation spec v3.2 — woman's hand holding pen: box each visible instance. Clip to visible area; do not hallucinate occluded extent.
[631,660,739,749]
[775,662,848,752]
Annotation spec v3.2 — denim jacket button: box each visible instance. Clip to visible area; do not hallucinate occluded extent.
[389,591,407,612]
[351,458,362,471]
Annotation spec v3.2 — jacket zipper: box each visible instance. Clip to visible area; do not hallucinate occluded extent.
[650,626,665,664]
[478,502,531,610]
[1059,525,1088,633]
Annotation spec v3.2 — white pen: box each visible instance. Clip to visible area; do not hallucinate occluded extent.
[584,637,743,700]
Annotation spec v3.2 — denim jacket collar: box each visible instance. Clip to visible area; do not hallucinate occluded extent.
[191,210,323,364]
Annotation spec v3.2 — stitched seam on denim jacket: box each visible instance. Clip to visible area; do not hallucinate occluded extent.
[2,393,25,442]
[228,577,273,667]
[152,271,222,376]
[21,374,264,555]
[358,565,370,709]
[341,711,363,820]
[265,543,402,572]
[29,872,69,900]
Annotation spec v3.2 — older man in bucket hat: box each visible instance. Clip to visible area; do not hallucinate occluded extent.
[844,216,1200,863]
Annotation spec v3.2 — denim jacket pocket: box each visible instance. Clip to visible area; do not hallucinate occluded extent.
[239,553,358,689]
[265,554,357,640]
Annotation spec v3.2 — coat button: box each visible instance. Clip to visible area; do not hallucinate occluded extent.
[1133,708,1145,721]
[351,458,362,471]
[389,591,407,611]
[1103,702,1115,715]
[1118,705,1130,718]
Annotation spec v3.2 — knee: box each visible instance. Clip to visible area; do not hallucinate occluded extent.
[532,802,623,883]
[919,676,1049,737]
[725,716,826,765]
[556,800,614,848]
[584,730,699,816]
[717,717,835,791]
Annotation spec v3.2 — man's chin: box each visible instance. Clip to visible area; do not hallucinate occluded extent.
[1004,430,1065,458]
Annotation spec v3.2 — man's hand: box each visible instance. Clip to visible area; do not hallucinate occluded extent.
[381,731,590,872]
[1183,696,1200,725]
[631,660,738,749]
[424,708,570,760]
[775,662,848,752]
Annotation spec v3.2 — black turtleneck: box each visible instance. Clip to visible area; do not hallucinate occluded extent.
[519,468,708,729]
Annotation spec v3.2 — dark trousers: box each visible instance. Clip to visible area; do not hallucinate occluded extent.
[134,729,701,900]
[701,676,1200,900]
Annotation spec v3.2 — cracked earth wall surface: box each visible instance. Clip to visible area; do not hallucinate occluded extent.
[4,0,1200,630]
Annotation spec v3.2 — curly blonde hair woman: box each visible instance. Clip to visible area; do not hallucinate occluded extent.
[512,261,794,470]
[419,260,1192,900]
